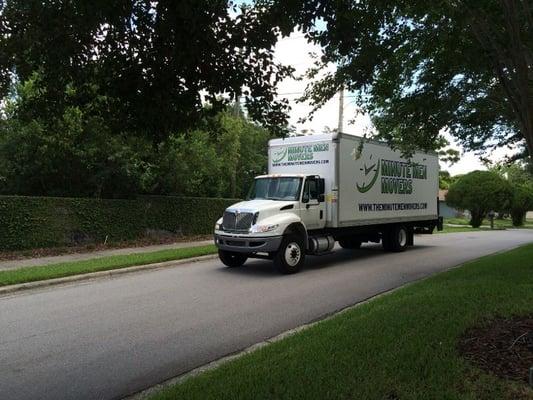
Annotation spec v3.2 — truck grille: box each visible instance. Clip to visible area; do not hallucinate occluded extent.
[222,211,254,232]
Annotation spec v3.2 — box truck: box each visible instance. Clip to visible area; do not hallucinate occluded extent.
[214,133,442,273]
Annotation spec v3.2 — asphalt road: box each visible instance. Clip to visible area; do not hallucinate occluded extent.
[1,230,532,400]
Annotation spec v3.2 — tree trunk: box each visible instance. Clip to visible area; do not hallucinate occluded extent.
[470,209,485,228]
[510,209,526,226]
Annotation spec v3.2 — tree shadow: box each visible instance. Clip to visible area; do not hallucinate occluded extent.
[216,243,436,277]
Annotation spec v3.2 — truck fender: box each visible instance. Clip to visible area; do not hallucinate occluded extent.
[282,222,308,250]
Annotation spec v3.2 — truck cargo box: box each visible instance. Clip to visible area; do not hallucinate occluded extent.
[268,133,439,228]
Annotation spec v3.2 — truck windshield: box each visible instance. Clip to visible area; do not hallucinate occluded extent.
[248,177,302,201]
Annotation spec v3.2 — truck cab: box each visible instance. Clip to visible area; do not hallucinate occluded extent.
[214,174,327,273]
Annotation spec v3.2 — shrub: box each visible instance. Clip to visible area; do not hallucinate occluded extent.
[509,184,533,227]
[446,171,511,228]
[0,195,238,251]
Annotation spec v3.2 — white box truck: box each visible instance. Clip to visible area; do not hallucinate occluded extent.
[214,133,442,273]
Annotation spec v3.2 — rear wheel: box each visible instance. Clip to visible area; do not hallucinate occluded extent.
[382,225,409,252]
[338,238,362,249]
[274,234,305,274]
[218,250,248,268]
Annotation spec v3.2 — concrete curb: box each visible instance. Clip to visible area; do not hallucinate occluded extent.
[0,253,218,296]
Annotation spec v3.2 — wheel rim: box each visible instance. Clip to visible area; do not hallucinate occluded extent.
[398,228,407,247]
[284,242,301,267]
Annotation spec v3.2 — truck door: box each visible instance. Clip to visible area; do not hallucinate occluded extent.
[300,176,326,230]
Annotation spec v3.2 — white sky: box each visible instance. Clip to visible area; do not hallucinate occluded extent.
[272,32,513,176]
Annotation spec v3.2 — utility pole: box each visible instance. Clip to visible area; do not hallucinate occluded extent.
[337,85,344,133]
[233,93,241,117]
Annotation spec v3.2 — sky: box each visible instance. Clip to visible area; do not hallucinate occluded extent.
[271,31,513,176]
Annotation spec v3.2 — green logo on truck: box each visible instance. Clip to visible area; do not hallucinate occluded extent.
[271,143,329,164]
[356,156,428,194]
[272,147,288,163]
[356,157,380,193]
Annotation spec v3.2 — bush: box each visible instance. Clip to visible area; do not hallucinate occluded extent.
[446,171,511,228]
[509,184,533,227]
[0,195,238,251]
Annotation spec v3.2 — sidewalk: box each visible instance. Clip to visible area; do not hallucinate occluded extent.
[0,239,214,271]
[445,223,493,228]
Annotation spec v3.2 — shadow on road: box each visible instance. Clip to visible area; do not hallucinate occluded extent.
[216,244,436,277]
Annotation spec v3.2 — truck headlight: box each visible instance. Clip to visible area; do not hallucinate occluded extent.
[250,224,279,233]
[215,222,221,230]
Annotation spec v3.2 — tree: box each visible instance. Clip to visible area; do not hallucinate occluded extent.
[0,1,292,142]
[509,183,533,226]
[0,74,148,198]
[258,0,533,158]
[446,171,511,227]
[439,170,461,190]
[138,111,270,198]
[0,74,271,198]
[490,161,533,225]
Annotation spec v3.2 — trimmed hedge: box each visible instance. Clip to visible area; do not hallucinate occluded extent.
[0,195,239,251]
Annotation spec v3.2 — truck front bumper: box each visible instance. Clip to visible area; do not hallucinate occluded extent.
[214,233,283,254]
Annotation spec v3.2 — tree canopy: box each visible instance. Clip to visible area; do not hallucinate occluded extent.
[0,0,291,141]
[259,0,533,158]
[446,170,511,227]
[0,73,270,198]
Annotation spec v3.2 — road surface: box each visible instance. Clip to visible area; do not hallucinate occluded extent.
[1,230,532,400]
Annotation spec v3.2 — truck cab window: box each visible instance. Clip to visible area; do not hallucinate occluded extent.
[303,178,319,202]
[248,177,302,201]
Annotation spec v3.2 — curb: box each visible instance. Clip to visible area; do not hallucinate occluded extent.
[0,253,218,296]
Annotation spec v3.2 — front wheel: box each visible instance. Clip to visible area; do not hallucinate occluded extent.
[274,234,306,274]
[218,250,248,268]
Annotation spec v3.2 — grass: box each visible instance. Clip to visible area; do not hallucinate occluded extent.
[150,243,533,400]
[445,217,533,229]
[0,244,217,287]
[437,225,497,234]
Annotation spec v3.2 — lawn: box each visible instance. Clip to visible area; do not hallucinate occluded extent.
[150,243,533,400]
[0,244,217,286]
[445,217,533,229]
[437,225,495,234]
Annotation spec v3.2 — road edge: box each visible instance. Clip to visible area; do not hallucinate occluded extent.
[123,282,413,400]
[123,241,530,400]
[0,253,218,296]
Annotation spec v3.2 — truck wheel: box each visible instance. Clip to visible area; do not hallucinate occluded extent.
[218,250,248,268]
[274,234,305,274]
[338,238,362,249]
[383,225,409,252]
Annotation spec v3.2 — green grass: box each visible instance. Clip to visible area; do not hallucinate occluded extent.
[437,225,495,234]
[445,217,533,229]
[0,245,217,286]
[151,244,533,400]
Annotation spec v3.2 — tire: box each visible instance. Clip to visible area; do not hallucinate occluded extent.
[218,250,248,268]
[274,234,306,274]
[382,225,409,252]
[338,238,362,249]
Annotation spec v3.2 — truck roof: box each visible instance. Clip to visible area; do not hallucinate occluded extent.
[269,132,438,156]
[269,133,334,147]
[255,173,307,179]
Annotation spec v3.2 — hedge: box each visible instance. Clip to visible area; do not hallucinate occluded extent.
[0,195,239,251]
